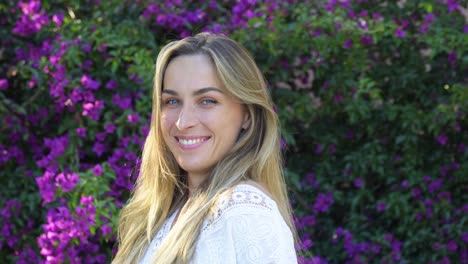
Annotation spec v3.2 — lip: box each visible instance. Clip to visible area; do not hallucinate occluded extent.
[175,136,211,150]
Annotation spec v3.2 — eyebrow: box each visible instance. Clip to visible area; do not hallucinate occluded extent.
[162,87,225,96]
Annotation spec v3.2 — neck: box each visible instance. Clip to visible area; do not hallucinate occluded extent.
[187,172,209,195]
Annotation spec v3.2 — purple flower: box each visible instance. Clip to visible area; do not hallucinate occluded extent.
[37,202,98,262]
[0,79,9,91]
[335,23,342,30]
[280,138,287,150]
[461,233,468,243]
[243,10,256,20]
[82,100,104,120]
[141,124,150,137]
[81,74,100,90]
[13,1,49,36]
[302,215,316,226]
[343,165,352,177]
[207,23,224,34]
[425,207,433,218]
[438,192,451,202]
[458,143,466,153]
[454,122,461,132]
[97,43,107,52]
[35,170,56,205]
[314,144,324,154]
[36,135,69,169]
[376,202,386,212]
[428,178,443,193]
[354,178,363,188]
[80,196,94,207]
[82,60,94,71]
[448,50,457,66]
[55,172,79,192]
[301,238,313,250]
[112,94,132,110]
[92,142,106,157]
[440,166,449,177]
[343,39,353,49]
[96,132,107,142]
[372,12,383,20]
[444,0,459,13]
[82,44,92,53]
[423,175,432,183]
[105,123,116,133]
[313,191,334,213]
[76,127,86,138]
[462,205,468,213]
[357,19,368,30]
[305,173,320,189]
[128,113,140,124]
[339,0,351,8]
[92,164,103,176]
[360,34,374,45]
[328,144,337,153]
[358,10,368,18]
[333,94,344,104]
[100,225,112,237]
[19,0,41,15]
[437,133,448,146]
[105,79,118,90]
[395,27,406,38]
[425,13,436,23]
[446,240,457,252]
[415,212,423,221]
[52,13,64,28]
[83,102,94,112]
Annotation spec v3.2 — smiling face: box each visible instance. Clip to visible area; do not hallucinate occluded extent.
[161,54,249,188]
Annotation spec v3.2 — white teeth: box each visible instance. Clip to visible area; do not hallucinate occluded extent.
[178,138,206,145]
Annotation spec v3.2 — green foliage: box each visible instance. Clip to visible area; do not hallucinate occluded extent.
[0,0,466,263]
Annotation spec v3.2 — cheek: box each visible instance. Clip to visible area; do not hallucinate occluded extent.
[160,111,176,135]
[204,108,243,136]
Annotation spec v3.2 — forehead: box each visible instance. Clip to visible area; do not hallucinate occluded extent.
[163,54,224,92]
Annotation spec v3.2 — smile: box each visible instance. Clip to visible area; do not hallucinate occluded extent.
[175,136,210,149]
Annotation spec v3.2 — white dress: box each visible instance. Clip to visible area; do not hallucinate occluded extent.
[139,184,298,264]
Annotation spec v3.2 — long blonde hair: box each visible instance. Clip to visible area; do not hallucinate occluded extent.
[113,32,297,264]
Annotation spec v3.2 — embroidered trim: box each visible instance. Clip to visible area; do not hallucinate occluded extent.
[202,184,275,232]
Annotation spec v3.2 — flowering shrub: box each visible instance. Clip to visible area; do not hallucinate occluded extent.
[0,0,466,263]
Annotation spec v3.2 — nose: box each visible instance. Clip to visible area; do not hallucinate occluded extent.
[175,104,198,131]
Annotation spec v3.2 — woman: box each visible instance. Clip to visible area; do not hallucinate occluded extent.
[113,32,298,264]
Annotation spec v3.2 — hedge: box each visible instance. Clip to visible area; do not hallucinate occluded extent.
[0,0,466,263]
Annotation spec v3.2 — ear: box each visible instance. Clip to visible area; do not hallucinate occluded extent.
[241,110,251,130]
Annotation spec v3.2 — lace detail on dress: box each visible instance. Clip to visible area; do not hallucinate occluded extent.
[202,184,275,232]
[140,184,298,264]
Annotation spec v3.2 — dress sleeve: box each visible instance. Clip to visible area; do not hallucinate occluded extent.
[222,212,298,264]
[192,185,298,264]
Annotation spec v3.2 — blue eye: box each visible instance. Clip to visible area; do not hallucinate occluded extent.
[201,99,217,105]
[165,99,178,105]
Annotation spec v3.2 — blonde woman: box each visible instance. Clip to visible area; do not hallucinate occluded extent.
[113,32,298,264]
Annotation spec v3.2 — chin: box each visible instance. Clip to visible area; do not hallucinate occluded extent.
[179,163,213,177]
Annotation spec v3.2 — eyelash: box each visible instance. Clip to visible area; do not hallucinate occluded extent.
[201,99,218,105]
[164,99,179,105]
[163,98,218,106]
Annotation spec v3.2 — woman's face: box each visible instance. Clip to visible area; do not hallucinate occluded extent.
[161,54,249,184]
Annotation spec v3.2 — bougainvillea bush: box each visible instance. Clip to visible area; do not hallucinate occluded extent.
[0,0,466,263]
